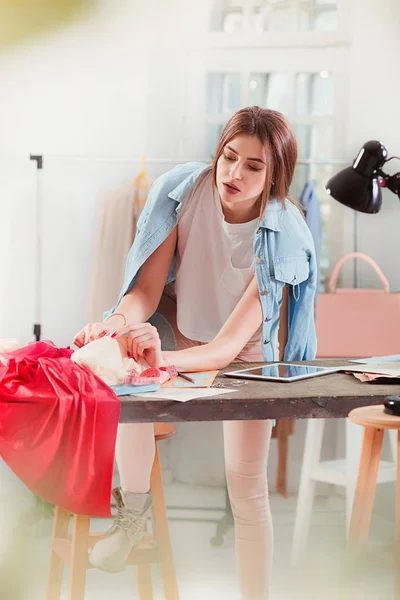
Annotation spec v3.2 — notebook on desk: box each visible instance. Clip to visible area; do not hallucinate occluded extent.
[162,370,219,388]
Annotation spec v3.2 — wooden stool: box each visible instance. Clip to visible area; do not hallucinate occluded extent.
[348,405,400,598]
[291,418,397,565]
[46,423,179,600]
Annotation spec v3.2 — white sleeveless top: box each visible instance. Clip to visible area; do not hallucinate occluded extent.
[175,169,262,348]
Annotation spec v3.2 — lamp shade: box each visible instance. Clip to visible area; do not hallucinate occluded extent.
[326,141,387,214]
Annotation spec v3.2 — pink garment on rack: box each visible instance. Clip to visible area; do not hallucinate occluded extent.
[87,176,151,323]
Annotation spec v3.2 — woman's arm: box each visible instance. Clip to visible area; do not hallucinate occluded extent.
[109,226,177,326]
[73,228,177,347]
[163,276,263,371]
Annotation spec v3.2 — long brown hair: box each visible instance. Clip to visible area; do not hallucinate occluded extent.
[211,106,298,216]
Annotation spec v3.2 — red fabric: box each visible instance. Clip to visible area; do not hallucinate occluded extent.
[0,341,120,517]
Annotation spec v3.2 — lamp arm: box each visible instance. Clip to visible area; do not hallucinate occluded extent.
[376,169,400,199]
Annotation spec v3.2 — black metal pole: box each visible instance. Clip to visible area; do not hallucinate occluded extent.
[29,154,43,341]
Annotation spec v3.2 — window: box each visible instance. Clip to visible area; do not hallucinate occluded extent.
[295,71,334,116]
[253,2,293,33]
[248,73,292,113]
[204,67,336,276]
[299,0,338,31]
[205,69,334,161]
[207,73,242,114]
[211,0,339,33]
[184,0,350,278]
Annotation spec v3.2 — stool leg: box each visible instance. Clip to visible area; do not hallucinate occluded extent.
[348,427,384,547]
[46,507,70,600]
[345,419,365,533]
[137,564,154,600]
[151,444,179,600]
[291,418,325,565]
[68,514,90,600]
[390,429,398,466]
[395,431,400,599]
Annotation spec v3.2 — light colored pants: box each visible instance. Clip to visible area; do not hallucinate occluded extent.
[116,290,273,599]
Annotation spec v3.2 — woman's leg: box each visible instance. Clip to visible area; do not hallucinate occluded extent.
[89,422,155,572]
[160,288,274,596]
[91,287,199,572]
[223,419,274,600]
[116,423,155,493]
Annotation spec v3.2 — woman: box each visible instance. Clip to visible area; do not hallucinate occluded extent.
[74,106,317,599]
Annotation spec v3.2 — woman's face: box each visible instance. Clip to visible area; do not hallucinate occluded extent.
[216,134,267,207]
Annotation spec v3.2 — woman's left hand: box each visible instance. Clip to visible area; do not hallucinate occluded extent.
[112,323,163,368]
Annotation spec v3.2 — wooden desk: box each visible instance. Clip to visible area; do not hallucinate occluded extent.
[119,360,400,423]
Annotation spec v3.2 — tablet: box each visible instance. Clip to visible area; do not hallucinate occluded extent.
[224,362,340,383]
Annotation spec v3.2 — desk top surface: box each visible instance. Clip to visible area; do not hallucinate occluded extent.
[119,360,400,423]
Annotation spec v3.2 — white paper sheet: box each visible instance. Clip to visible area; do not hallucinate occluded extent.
[339,363,400,376]
[133,387,238,402]
[349,354,400,364]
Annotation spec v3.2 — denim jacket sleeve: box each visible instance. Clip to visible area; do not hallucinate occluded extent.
[103,162,207,320]
[259,199,318,363]
[283,247,317,361]
[135,162,205,237]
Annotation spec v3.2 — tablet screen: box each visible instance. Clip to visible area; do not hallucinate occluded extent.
[232,364,334,379]
[225,362,341,382]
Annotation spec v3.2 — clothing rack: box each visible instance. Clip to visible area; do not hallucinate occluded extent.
[39,153,350,166]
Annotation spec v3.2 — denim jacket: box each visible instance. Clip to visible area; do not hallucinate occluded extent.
[105,163,317,362]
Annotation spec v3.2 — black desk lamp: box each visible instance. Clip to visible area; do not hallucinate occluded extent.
[325,141,400,415]
[325,140,400,213]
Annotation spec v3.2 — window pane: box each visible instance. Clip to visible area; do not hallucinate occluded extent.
[211,0,338,33]
[249,73,291,113]
[223,9,244,33]
[205,123,224,159]
[253,3,293,32]
[207,73,241,114]
[313,165,333,272]
[265,73,291,112]
[296,74,311,114]
[295,123,333,159]
[315,9,338,30]
[210,1,244,33]
[312,123,333,159]
[291,164,311,201]
[296,72,334,116]
[249,73,269,106]
[295,124,312,158]
[299,1,338,31]
[313,72,334,114]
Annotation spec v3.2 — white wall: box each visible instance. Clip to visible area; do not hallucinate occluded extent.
[337,0,400,289]
[334,0,400,518]
[1,0,400,494]
[0,2,149,344]
[0,0,212,345]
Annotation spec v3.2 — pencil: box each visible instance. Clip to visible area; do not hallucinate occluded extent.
[177,371,196,384]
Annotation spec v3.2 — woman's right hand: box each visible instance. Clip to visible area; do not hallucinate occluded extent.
[72,322,117,348]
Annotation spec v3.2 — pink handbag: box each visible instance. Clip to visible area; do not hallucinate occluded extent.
[316,252,400,358]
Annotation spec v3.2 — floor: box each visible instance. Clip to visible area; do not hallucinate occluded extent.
[0,481,396,600]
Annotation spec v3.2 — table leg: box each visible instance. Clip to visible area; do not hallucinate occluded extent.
[395,431,400,600]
